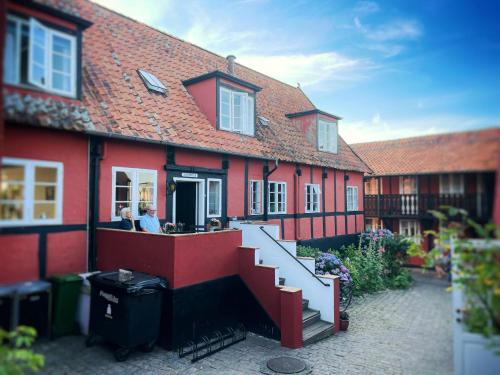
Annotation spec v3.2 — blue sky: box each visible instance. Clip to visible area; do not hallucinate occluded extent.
[94,0,500,143]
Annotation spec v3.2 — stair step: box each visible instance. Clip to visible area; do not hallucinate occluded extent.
[302,299,309,310]
[303,320,334,346]
[302,308,320,328]
[279,277,286,286]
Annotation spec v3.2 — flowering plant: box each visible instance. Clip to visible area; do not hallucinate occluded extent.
[163,222,176,233]
[315,252,352,284]
[360,229,394,254]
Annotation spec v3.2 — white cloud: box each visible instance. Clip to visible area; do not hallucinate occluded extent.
[366,43,404,57]
[341,114,497,144]
[368,20,423,41]
[238,52,373,88]
[354,1,380,14]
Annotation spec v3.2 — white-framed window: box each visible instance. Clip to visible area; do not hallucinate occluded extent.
[0,157,63,226]
[219,86,255,136]
[305,183,320,213]
[399,176,418,194]
[346,186,358,211]
[439,174,464,195]
[207,178,222,217]
[249,180,263,215]
[4,15,77,97]
[400,219,421,244]
[268,181,286,214]
[317,118,338,153]
[364,178,379,195]
[111,167,157,220]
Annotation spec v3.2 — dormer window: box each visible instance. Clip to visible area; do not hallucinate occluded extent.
[317,118,338,153]
[4,15,77,97]
[219,86,255,136]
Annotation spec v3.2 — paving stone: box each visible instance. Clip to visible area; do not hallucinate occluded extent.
[36,270,452,375]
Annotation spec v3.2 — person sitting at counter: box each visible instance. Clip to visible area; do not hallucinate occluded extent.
[140,204,162,233]
[119,207,136,231]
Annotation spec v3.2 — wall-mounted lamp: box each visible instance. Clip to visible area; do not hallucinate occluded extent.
[344,175,349,181]
[168,181,177,193]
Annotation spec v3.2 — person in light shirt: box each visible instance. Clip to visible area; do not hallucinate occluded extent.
[139,204,162,233]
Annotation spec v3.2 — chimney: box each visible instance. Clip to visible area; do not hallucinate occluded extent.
[226,55,236,76]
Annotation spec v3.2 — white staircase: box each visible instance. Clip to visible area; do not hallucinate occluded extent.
[230,221,336,345]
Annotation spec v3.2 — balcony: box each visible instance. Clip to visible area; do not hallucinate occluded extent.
[364,193,492,220]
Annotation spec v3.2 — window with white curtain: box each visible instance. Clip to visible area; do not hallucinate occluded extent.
[305,184,320,213]
[439,174,464,195]
[317,118,338,153]
[346,186,358,211]
[4,15,77,97]
[400,219,421,243]
[112,167,157,220]
[250,180,263,215]
[268,181,286,214]
[219,86,255,135]
[207,179,222,217]
[1,157,63,226]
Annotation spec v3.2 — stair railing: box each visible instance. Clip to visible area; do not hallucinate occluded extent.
[258,226,329,287]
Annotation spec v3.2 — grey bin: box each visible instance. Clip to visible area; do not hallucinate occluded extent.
[0,284,18,331]
[77,272,100,335]
[16,281,52,339]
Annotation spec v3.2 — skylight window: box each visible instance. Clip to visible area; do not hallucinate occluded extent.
[137,69,167,94]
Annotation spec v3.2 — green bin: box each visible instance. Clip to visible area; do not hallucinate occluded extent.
[49,274,83,337]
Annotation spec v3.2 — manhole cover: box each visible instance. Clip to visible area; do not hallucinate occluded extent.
[266,356,306,374]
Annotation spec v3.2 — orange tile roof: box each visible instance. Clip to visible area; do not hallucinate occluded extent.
[351,128,500,176]
[10,0,368,172]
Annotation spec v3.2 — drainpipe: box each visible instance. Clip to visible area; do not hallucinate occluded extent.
[263,159,279,221]
[294,166,302,240]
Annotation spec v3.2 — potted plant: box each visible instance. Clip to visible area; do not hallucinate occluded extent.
[340,311,349,331]
[163,222,176,233]
[208,218,221,232]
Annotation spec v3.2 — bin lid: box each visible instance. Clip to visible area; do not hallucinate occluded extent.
[88,270,167,293]
[49,274,83,284]
[15,280,51,295]
[0,284,18,297]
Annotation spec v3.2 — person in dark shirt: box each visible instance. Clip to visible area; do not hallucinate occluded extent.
[119,207,136,231]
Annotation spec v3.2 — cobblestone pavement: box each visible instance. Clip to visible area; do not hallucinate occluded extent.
[36,270,452,375]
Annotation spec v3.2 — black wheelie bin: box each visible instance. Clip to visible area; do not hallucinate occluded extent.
[86,270,167,361]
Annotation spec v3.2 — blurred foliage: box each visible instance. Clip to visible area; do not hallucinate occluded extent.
[0,326,44,375]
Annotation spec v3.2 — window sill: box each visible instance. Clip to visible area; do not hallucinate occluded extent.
[217,128,255,138]
[0,219,62,227]
[4,82,78,100]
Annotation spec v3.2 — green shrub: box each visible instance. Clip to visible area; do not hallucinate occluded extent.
[386,269,413,289]
[0,326,44,375]
[296,245,320,258]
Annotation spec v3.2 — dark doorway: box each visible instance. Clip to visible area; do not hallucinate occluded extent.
[175,181,197,232]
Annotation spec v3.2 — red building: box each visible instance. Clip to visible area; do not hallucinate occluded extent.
[0,0,368,285]
[351,128,500,258]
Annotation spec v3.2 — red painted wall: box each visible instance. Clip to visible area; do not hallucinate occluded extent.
[99,139,167,221]
[5,125,88,224]
[494,156,500,226]
[176,148,221,170]
[97,229,241,289]
[227,157,246,218]
[1,125,88,283]
[46,231,87,276]
[0,235,39,283]
[6,1,78,31]
[185,78,216,127]
[0,0,5,156]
